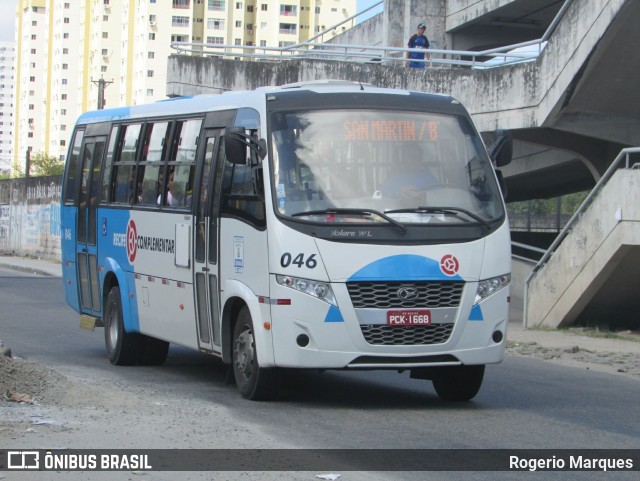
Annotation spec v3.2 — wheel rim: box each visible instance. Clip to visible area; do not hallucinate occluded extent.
[234,326,255,381]
[107,304,119,350]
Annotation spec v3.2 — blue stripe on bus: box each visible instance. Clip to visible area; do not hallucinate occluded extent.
[468,304,484,321]
[77,107,133,124]
[347,254,463,281]
[324,305,344,323]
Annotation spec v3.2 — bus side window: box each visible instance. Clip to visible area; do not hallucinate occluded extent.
[112,165,136,204]
[163,118,201,209]
[170,164,195,208]
[138,122,170,206]
[101,125,119,203]
[171,119,201,163]
[62,129,85,205]
[111,123,141,204]
[220,136,265,226]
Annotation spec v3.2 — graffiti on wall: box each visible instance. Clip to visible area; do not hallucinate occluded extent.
[50,203,61,238]
[0,176,62,259]
[26,181,62,202]
[0,205,9,241]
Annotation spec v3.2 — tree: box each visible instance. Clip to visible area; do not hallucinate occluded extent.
[29,151,64,176]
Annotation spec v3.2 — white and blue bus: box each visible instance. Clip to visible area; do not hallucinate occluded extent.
[61,81,512,401]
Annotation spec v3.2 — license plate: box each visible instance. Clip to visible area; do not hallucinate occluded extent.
[387,309,432,326]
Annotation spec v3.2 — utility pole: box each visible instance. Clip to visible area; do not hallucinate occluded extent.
[92,76,113,110]
[25,148,31,178]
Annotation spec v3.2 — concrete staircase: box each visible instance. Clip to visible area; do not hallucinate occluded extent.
[525,164,640,328]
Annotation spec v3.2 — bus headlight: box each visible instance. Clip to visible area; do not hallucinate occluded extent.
[276,275,337,307]
[474,274,510,304]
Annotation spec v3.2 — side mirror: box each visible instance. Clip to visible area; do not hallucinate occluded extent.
[224,126,267,165]
[224,126,248,165]
[487,129,513,167]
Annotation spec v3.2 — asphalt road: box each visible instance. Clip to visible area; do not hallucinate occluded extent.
[1,268,639,480]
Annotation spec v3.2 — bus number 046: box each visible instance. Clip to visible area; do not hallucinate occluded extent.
[280,253,317,269]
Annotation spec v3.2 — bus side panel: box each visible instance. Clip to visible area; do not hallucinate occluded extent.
[62,260,80,312]
[60,205,80,312]
[133,273,198,349]
[98,208,139,332]
[219,220,273,365]
[99,209,198,346]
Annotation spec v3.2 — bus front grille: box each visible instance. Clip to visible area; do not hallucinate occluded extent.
[346,281,464,309]
[360,323,454,346]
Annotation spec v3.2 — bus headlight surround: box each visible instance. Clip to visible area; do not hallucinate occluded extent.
[474,274,510,304]
[276,275,337,307]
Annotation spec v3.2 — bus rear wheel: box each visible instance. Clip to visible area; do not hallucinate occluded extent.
[432,365,485,401]
[232,306,278,400]
[104,286,140,366]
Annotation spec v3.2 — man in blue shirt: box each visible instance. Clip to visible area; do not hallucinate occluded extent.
[406,23,430,69]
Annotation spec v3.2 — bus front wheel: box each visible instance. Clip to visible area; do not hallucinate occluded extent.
[232,306,278,400]
[104,286,140,366]
[432,365,485,401]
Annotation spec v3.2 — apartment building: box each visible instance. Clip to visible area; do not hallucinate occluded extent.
[0,41,16,175]
[12,0,356,175]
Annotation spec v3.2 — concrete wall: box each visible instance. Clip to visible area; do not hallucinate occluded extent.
[325,13,384,48]
[167,0,625,135]
[0,176,62,260]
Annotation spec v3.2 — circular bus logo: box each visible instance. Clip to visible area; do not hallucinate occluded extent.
[397,287,419,301]
[126,219,137,263]
[440,254,459,276]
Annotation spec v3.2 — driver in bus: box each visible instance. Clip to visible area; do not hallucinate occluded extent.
[379,143,437,201]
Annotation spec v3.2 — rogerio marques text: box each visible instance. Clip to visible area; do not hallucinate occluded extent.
[510,455,634,472]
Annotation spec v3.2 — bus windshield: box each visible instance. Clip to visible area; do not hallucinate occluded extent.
[270,109,504,225]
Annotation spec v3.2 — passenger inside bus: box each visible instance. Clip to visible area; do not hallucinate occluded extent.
[158,171,176,207]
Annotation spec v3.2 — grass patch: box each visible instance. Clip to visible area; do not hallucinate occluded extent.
[525,325,640,342]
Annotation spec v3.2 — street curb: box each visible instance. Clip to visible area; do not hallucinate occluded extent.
[0,262,59,277]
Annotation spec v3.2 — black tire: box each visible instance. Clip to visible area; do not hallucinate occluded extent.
[232,306,278,400]
[104,286,140,366]
[432,365,485,401]
[138,335,169,366]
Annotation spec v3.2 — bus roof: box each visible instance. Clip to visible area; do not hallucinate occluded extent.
[74,82,456,126]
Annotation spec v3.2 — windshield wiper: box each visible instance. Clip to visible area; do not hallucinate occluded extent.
[292,208,407,233]
[384,206,491,230]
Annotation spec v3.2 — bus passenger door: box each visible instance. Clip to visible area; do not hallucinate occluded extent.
[76,136,105,317]
[193,129,223,353]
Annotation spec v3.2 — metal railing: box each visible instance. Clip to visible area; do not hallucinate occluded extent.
[171,0,574,70]
[511,241,547,263]
[522,146,640,327]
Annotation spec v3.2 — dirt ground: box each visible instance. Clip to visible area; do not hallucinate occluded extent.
[505,336,640,379]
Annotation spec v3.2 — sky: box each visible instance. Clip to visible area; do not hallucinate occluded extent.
[0,0,381,42]
[356,0,383,23]
[0,0,17,42]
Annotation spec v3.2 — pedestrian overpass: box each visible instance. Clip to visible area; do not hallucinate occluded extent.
[164,0,640,329]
